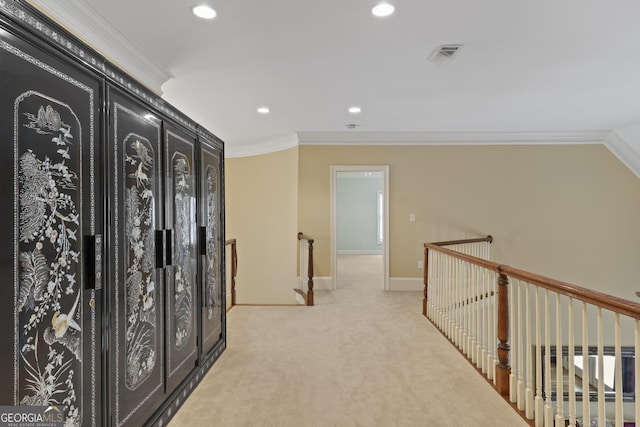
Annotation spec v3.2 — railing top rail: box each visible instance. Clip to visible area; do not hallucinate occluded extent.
[297,232,314,243]
[501,266,640,319]
[225,238,236,245]
[425,241,640,319]
[432,235,493,247]
[424,242,500,271]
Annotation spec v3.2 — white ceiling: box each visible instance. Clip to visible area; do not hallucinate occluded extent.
[30,0,640,156]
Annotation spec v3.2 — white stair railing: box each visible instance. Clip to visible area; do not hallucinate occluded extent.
[424,237,640,427]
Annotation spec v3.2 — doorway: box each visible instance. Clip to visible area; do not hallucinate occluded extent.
[331,165,389,290]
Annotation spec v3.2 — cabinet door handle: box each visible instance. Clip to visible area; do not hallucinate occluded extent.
[85,234,103,290]
[165,229,173,266]
[155,230,164,268]
[199,226,207,256]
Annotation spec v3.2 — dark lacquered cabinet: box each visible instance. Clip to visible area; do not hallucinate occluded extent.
[199,133,225,356]
[164,123,199,394]
[0,22,103,427]
[108,88,166,427]
[0,2,226,426]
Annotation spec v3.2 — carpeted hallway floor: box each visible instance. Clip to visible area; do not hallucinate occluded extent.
[169,255,527,426]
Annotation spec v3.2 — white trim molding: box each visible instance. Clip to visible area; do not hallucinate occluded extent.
[604,131,640,180]
[26,0,172,94]
[225,133,299,158]
[297,131,608,146]
[301,277,422,292]
[389,278,423,292]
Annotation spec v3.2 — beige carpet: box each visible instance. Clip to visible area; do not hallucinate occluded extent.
[169,255,527,427]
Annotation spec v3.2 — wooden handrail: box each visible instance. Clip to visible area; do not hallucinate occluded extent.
[225,239,238,307]
[296,232,314,306]
[432,235,493,247]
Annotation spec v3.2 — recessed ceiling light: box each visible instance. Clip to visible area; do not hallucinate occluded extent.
[348,106,362,114]
[257,107,270,114]
[372,2,395,17]
[192,5,217,19]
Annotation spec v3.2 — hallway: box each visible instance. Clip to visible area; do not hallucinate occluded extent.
[169,256,527,426]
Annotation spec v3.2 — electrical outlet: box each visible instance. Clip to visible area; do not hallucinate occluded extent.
[409,213,416,222]
[418,260,424,269]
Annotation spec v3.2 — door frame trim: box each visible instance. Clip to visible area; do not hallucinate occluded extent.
[330,165,389,290]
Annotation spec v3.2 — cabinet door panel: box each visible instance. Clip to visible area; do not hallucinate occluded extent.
[108,89,165,427]
[200,141,223,355]
[0,29,101,426]
[164,124,198,392]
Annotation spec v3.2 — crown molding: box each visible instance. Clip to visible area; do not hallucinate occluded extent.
[225,133,299,158]
[604,131,640,179]
[296,131,608,145]
[26,0,172,95]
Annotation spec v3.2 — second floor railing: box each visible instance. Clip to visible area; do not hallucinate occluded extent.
[225,238,237,309]
[424,236,640,427]
[295,232,314,306]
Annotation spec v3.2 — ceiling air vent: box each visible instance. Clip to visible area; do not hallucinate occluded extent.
[428,44,463,65]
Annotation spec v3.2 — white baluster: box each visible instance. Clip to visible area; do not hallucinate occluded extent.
[435,252,442,327]
[582,302,590,425]
[492,270,498,384]
[436,253,441,326]
[555,293,564,427]
[567,298,576,427]
[475,264,482,368]
[535,287,544,427]
[454,258,460,346]
[597,307,604,427]
[450,257,456,340]
[441,253,446,331]
[614,313,622,427]
[471,264,477,365]
[545,289,554,427]
[482,266,488,375]
[635,319,639,427]
[447,255,453,338]
[518,279,525,411]
[487,271,498,385]
[452,256,457,342]
[467,261,473,359]
[491,272,499,385]
[526,281,534,420]
[460,259,466,350]
[512,277,519,403]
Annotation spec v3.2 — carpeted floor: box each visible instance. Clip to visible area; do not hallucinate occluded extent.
[169,255,527,426]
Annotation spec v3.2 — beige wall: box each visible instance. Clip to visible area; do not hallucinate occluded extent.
[298,144,640,300]
[225,146,299,304]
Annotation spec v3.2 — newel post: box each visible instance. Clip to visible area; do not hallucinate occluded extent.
[306,239,314,306]
[423,247,429,317]
[496,268,511,397]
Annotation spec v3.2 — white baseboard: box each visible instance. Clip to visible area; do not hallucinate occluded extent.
[297,276,333,290]
[297,277,421,291]
[389,277,423,291]
[336,250,383,255]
